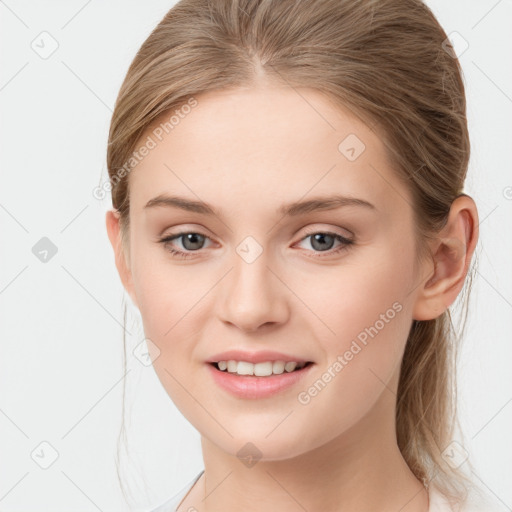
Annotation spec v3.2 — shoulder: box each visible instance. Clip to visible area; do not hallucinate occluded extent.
[147,470,204,512]
[428,485,510,512]
[428,485,459,512]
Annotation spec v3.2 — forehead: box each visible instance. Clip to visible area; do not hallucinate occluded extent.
[128,85,412,219]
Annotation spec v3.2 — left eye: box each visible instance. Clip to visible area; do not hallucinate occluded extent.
[295,231,353,254]
[158,230,354,260]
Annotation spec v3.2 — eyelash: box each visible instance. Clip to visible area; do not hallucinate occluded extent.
[158,229,354,260]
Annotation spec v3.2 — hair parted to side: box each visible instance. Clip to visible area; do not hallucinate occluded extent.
[107,0,479,507]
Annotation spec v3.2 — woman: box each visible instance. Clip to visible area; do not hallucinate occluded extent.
[105,0,498,510]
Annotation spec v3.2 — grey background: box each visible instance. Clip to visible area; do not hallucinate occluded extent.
[0,1,511,510]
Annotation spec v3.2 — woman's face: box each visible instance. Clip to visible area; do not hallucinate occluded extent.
[115,85,429,459]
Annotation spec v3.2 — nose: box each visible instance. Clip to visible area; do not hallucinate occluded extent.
[217,247,290,333]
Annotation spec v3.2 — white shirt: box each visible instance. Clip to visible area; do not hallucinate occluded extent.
[148,470,508,512]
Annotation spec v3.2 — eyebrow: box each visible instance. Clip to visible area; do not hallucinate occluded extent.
[144,193,376,216]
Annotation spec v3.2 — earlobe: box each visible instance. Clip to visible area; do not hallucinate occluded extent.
[105,209,139,309]
[412,196,479,321]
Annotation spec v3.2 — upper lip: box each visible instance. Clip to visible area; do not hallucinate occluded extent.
[206,350,313,364]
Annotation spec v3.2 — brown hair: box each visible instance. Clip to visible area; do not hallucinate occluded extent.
[107,0,478,507]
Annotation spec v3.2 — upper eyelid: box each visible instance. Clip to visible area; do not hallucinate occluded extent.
[161,220,353,235]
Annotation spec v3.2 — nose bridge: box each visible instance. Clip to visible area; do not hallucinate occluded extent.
[219,234,288,331]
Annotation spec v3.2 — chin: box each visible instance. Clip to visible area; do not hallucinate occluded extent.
[206,428,314,463]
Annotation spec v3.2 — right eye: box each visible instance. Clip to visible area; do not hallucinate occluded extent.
[158,231,213,259]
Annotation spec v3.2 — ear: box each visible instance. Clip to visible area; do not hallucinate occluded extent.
[105,209,139,309]
[412,195,479,321]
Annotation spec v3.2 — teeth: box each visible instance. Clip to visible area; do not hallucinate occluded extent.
[215,360,308,376]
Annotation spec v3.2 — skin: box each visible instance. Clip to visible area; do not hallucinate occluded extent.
[106,84,478,512]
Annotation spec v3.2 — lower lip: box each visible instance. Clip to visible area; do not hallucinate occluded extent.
[206,362,315,399]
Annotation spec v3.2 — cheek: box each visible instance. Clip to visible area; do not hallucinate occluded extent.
[302,239,414,342]
[129,245,212,387]
[131,262,207,416]
[288,290,412,452]
[130,241,201,334]
[303,241,415,385]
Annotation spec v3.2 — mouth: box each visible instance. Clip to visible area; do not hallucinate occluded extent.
[206,360,315,399]
[208,360,315,376]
